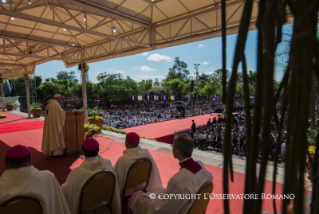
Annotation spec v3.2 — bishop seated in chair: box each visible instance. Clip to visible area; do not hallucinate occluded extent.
[0,145,70,214]
[62,138,121,214]
[114,132,163,209]
[133,134,213,214]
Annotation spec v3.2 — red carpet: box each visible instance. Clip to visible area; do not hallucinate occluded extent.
[0,128,305,213]
[0,111,39,124]
[0,121,44,134]
[124,114,218,144]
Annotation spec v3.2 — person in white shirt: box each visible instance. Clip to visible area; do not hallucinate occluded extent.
[114,132,163,208]
[0,145,70,214]
[62,138,121,214]
[133,134,213,214]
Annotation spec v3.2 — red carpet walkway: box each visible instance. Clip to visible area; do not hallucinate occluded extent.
[0,121,44,134]
[0,128,294,213]
[124,113,218,143]
[0,112,44,134]
[0,111,39,124]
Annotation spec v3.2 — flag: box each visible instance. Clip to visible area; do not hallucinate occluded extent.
[154,96,158,101]
[138,96,143,101]
[146,95,150,101]
[162,95,167,100]
[131,95,136,101]
[170,95,175,101]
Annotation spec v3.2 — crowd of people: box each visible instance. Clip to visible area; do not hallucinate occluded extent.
[102,106,179,128]
[188,97,319,163]
[101,100,226,129]
[0,133,212,214]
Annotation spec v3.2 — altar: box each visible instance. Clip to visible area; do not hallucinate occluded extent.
[65,110,85,155]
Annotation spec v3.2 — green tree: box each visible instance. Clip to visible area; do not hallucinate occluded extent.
[164,78,187,95]
[86,81,100,103]
[56,71,78,86]
[247,70,257,85]
[97,73,140,101]
[166,57,189,81]
[32,75,42,86]
[138,79,152,92]
[198,73,210,82]
[36,79,60,101]
[212,68,231,81]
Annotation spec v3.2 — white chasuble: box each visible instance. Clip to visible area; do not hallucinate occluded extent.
[133,161,213,214]
[114,146,163,208]
[41,99,66,156]
[0,166,71,214]
[61,156,121,214]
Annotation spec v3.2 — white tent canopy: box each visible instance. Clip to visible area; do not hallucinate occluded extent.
[0,0,293,79]
[0,0,292,118]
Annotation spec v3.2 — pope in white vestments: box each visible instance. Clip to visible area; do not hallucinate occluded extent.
[41,94,66,156]
[62,138,121,214]
[133,134,213,214]
[114,132,163,208]
[0,145,70,214]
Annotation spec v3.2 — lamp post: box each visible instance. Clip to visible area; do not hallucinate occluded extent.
[194,63,200,101]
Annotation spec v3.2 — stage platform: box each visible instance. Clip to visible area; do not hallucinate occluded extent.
[124,113,219,143]
[0,111,312,213]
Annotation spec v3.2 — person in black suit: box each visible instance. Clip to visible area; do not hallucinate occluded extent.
[212,117,217,125]
[191,120,196,134]
[207,118,211,127]
[212,132,222,151]
[231,134,239,153]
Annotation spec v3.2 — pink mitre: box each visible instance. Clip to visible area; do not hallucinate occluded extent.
[83,138,99,151]
[126,132,140,144]
[6,145,31,158]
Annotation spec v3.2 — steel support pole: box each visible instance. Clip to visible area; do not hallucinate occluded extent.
[25,77,31,118]
[1,83,5,111]
[81,68,87,123]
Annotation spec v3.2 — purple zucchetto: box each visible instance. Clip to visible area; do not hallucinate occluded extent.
[126,132,140,144]
[82,138,99,151]
[6,145,31,158]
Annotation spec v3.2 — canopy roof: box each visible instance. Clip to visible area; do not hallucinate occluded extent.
[0,0,292,79]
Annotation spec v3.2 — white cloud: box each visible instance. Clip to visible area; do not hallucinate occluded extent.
[198,44,208,48]
[147,53,171,62]
[114,70,125,74]
[199,61,209,65]
[109,68,114,71]
[140,66,156,72]
[141,52,150,56]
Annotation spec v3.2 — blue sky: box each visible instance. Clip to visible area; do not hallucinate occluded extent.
[35,25,291,83]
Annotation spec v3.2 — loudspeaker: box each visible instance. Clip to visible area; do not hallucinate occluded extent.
[190,80,194,92]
